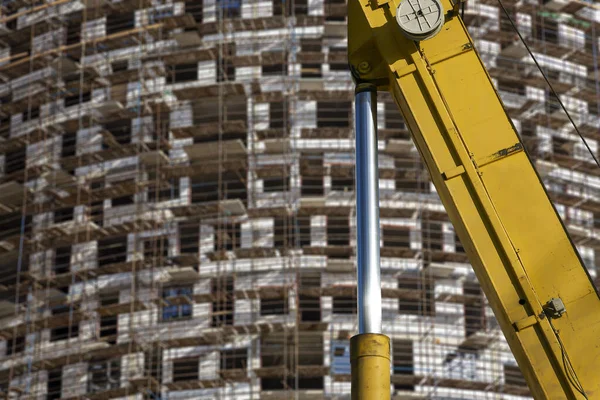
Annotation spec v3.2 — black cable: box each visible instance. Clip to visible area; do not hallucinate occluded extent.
[496,0,600,171]
[547,317,588,399]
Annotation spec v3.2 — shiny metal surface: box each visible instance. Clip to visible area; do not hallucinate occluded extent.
[354,85,382,334]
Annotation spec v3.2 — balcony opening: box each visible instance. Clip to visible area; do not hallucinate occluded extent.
[162,286,193,322]
[97,236,127,267]
[212,276,234,327]
[392,339,414,391]
[173,357,199,382]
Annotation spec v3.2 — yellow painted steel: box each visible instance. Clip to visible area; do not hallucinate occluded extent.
[348,0,600,398]
[350,333,391,400]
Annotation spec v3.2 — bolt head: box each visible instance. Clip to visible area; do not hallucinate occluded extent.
[357,61,371,74]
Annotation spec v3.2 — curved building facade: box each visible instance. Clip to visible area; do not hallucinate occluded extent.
[0,0,597,398]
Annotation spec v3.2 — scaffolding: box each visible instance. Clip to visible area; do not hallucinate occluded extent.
[0,0,598,398]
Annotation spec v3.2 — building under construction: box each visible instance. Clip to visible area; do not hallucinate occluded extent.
[0,0,597,398]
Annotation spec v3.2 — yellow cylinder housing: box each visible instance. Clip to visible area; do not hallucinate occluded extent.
[350,333,391,400]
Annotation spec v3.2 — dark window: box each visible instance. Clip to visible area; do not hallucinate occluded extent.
[50,306,79,342]
[534,18,558,44]
[504,364,526,386]
[185,0,203,23]
[22,107,39,122]
[47,368,62,400]
[317,101,351,128]
[260,292,288,315]
[0,376,6,399]
[324,0,345,21]
[464,282,485,337]
[301,176,323,196]
[144,236,169,260]
[422,220,443,251]
[212,276,234,327]
[329,62,348,71]
[0,213,31,242]
[332,295,355,314]
[299,272,321,322]
[88,360,120,393]
[260,336,285,390]
[6,336,25,356]
[260,335,323,390]
[497,79,525,96]
[327,215,349,246]
[296,216,311,247]
[179,222,200,255]
[216,223,241,251]
[385,100,405,129]
[398,277,435,316]
[329,47,348,71]
[5,148,26,175]
[273,0,290,15]
[395,158,429,193]
[301,63,322,78]
[455,233,465,253]
[100,315,117,345]
[167,63,198,84]
[545,92,561,115]
[262,63,287,77]
[112,60,128,73]
[552,135,571,156]
[162,286,193,322]
[101,293,119,307]
[293,0,307,15]
[392,339,414,391]
[112,195,134,207]
[54,207,74,224]
[192,97,247,129]
[144,350,163,383]
[97,236,127,267]
[148,180,180,202]
[90,201,104,228]
[0,115,10,140]
[61,132,77,158]
[173,357,199,382]
[65,22,81,46]
[382,226,410,248]
[54,246,71,275]
[220,348,247,370]
[217,56,235,82]
[104,119,131,146]
[64,91,91,107]
[269,101,286,129]
[191,174,247,205]
[273,217,289,248]
[331,175,353,192]
[301,39,321,52]
[217,0,241,18]
[106,12,135,35]
[263,176,289,192]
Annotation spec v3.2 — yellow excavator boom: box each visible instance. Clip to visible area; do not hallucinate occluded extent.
[348,0,600,398]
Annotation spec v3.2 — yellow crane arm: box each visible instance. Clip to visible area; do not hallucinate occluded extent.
[348,0,600,398]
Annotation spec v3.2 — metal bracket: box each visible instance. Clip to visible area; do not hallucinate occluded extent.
[514,315,539,332]
[543,298,566,319]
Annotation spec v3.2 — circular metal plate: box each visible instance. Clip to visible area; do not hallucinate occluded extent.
[396,0,444,41]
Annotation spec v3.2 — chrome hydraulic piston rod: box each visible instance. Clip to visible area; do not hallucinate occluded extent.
[351,83,390,400]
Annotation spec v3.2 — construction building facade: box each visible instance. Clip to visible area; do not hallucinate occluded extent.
[0,0,597,398]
